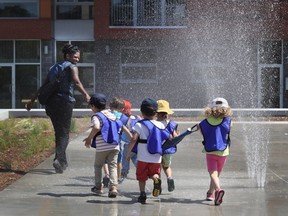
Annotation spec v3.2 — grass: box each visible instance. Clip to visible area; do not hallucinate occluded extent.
[0,117,86,165]
[0,118,54,158]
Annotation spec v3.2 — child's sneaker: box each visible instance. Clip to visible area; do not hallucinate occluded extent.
[138,192,147,204]
[91,186,104,195]
[152,178,162,197]
[108,186,118,198]
[167,178,175,192]
[102,175,110,188]
[206,191,214,201]
[118,177,125,184]
[214,189,225,205]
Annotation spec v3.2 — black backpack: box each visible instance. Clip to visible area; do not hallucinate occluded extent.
[38,61,71,105]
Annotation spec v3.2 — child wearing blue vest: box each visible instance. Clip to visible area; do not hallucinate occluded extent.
[156,100,179,192]
[83,93,123,198]
[198,98,232,206]
[110,97,132,183]
[120,99,141,183]
[102,97,126,187]
[126,98,170,204]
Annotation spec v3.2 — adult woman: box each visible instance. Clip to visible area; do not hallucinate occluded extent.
[26,43,90,173]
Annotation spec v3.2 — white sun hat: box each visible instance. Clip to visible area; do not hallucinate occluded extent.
[210,97,229,108]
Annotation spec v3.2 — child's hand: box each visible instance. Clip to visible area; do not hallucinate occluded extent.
[83,138,91,148]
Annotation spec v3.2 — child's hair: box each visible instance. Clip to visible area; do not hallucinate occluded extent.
[203,107,232,118]
[110,97,125,111]
[157,112,168,120]
[203,97,232,118]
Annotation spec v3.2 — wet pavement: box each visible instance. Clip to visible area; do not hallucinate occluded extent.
[0,122,288,216]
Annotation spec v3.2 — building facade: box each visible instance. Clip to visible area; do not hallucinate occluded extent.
[1,0,288,109]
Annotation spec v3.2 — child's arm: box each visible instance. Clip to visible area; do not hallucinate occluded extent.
[83,125,100,148]
[126,132,139,161]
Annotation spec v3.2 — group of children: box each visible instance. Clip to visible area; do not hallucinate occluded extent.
[83,93,232,206]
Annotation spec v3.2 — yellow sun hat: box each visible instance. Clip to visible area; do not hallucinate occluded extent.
[157,100,174,114]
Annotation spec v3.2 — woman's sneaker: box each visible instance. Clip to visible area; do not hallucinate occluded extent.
[167,178,175,192]
[152,178,162,197]
[214,189,225,205]
[53,159,63,174]
[206,191,214,201]
[138,192,147,204]
[108,186,118,198]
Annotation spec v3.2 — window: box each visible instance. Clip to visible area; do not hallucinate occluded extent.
[0,40,13,63]
[0,0,38,18]
[120,47,157,83]
[111,0,187,27]
[56,0,94,20]
[15,40,40,63]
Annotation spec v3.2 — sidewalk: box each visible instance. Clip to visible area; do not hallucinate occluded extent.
[0,122,288,216]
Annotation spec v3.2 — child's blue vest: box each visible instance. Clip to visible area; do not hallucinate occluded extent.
[199,117,231,152]
[119,113,129,125]
[91,112,123,148]
[163,121,178,155]
[136,119,170,155]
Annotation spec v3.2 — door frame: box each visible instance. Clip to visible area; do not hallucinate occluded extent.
[257,64,283,108]
[0,64,15,108]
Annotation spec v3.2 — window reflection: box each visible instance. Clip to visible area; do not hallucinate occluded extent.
[0,1,38,18]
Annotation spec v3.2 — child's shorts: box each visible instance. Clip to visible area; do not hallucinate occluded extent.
[161,154,172,168]
[136,161,161,182]
[206,154,227,173]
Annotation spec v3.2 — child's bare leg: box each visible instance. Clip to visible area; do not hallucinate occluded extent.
[117,162,122,179]
[139,181,146,193]
[208,170,221,193]
[162,165,172,178]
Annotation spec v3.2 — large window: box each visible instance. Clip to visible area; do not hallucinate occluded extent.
[56,0,94,20]
[111,0,187,27]
[0,0,38,18]
[120,47,157,83]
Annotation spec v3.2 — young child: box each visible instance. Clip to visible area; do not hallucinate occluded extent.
[198,97,232,206]
[102,97,125,186]
[126,98,170,204]
[113,97,135,183]
[119,99,140,182]
[83,93,123,198]
[156,100,179,192]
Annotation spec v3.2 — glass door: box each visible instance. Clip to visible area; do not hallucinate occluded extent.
[0,65,14,108]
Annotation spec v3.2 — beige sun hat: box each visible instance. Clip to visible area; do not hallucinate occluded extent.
[157,100,174,114]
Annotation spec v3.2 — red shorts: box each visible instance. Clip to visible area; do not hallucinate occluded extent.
[136,161,161,182]
[206,154,227,173]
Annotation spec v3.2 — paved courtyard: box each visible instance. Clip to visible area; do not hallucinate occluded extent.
[0,122,288,216]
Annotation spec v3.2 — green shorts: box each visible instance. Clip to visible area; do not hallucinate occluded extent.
[161,154,173,168]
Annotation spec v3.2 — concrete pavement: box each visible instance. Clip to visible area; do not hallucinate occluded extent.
[1,122,288,216]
